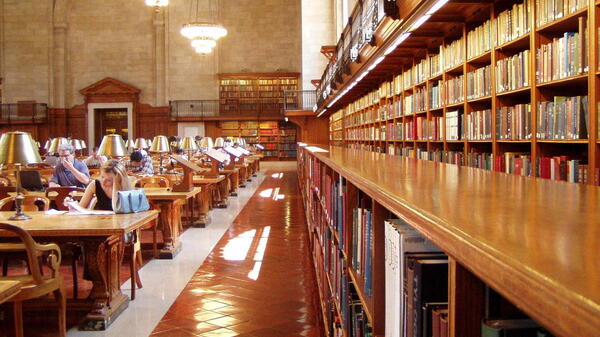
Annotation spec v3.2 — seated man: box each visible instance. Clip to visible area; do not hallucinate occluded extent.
[49,144,91,188]
[129,150,154,175]
[84,146,107,169]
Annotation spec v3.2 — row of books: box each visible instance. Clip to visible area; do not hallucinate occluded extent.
[496,50,529,92]
[465,109,493,141]
[219,79,297,85]
[536,0,587,27]
[384,219,447,337]
[495,0,531,46]
[352,206,374,297]
[466,65,492,100]
[467,19,492,59]
[496,152,533,176]
[536,95,588,140]
[535,20,588,83]
[538,156,590,183]
[441,37,465,71]
[497,104,532,140]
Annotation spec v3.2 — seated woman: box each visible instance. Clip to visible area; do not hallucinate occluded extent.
[69,160,131,210]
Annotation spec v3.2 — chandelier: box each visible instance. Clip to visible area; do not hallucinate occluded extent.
[181,0,227,55]
[145,0,168,11]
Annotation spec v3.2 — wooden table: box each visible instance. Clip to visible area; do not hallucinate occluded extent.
[190,175,226,226]
[220,167,240,199]
[0,280,21,304]
[0,211,159,330]
[143,187,202,259]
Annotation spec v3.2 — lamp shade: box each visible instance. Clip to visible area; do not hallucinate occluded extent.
[71,139,83,150]
[214,137,225,148]
[0,131,42,164]
[198,137,214,149]
[97,134,128,157]
[149,135,170,153]
[134,138,148,149]
[43,139,52,151]
[47,137,69,153]
[125,139,135,148]
[179,136,198,151]
[235,138,246,147]
[80,140,87,149]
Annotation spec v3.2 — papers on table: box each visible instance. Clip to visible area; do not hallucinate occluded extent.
[206,149,229,163]
[224,146,243,158]
[45,209,67,215]
[66,201,115,215]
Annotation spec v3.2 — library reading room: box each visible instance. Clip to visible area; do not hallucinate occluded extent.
[0,0,598,336]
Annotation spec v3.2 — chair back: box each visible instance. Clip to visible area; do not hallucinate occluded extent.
[45,187,86,211]
[0,196,50,212]
[0,223,45,284]
[0,186,17,199]
[0,175,11,187]
[134,176,170,188]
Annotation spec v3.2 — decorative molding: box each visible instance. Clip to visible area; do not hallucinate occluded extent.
[79,77,141,96]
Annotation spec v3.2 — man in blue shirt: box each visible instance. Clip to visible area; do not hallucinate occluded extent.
[49,144,91,188]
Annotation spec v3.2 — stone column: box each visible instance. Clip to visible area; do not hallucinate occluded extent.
[53,23,67,108]
[154,10,166,107]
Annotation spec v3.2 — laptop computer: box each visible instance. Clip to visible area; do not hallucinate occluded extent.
[19,170,46,191]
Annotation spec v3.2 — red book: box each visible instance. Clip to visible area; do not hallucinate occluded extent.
[515,157,522,176]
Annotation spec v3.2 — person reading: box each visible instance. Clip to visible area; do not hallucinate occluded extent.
[84,146,107,169]
[68,160,132,211]
[49,144,90,188]
[129,150,154,176]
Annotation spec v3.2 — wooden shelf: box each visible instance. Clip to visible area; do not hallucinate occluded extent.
[536,74,589,88]
[537,139,589,144]
[495,86,531,97]
[495,33,531,51]
[497,140,532,143]
[444,101,465,109]
[301,146,600,337]
[467,95,492,104]
[536,7,588,33]
[467,50,492,64]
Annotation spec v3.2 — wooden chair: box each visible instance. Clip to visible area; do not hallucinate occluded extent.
[0,196,50,276]
[0,176,12,187]
[125,230,144,300]
[0,195,49,212]
[45,187,85,211]
[0,223,66,337]
[134,176,170,188]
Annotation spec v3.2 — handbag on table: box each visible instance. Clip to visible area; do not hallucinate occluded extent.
[114,189,150,214]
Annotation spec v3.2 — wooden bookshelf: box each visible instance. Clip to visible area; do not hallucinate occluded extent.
[298,144,600,337]
[218,73,300,114]
[216,120,297,160]
[325,0,600,186]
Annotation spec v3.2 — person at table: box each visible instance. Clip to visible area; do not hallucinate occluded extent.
[128,150,154,176]
[49,144,90,188]
[43,152,60,167]
[73,160,131,210]
[83,146,107,169]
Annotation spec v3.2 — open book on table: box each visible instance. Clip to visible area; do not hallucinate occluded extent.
[66,201,115,215]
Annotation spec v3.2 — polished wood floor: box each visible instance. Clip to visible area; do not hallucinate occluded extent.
[149,167,325,337]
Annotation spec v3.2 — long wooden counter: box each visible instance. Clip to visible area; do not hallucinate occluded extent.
[304,146,600,337]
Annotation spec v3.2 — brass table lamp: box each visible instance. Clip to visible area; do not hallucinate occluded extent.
[179,136,198,158]
[97,134,128,158]
[0,131,42,220]
[47,137,69,154]
[134,138,148,150]
[150,135,170,174]
[198,137,214,152]
[214,137,225,149]
[125,139,135,152]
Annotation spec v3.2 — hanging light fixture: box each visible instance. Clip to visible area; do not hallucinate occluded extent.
[181,0,227,55]
[145,0,169,11]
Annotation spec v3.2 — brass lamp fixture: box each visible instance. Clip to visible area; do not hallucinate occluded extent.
[0,131,42,220]
[150,135,170,174]
[43,139,52,152]
[198,137,214,152]
[125,139,135,152]
[47,137,69,154]
[134,138,148,150]
[179,136,198,158]
[97,134,128,158]
[213,137,225,149]
[71,139,83,153]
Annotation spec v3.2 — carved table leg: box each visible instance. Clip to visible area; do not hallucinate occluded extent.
[191,186,211,227]
[78,236,129,331]
[151,200,183,259]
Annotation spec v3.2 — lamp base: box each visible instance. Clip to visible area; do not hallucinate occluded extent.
[9,213,31,221]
